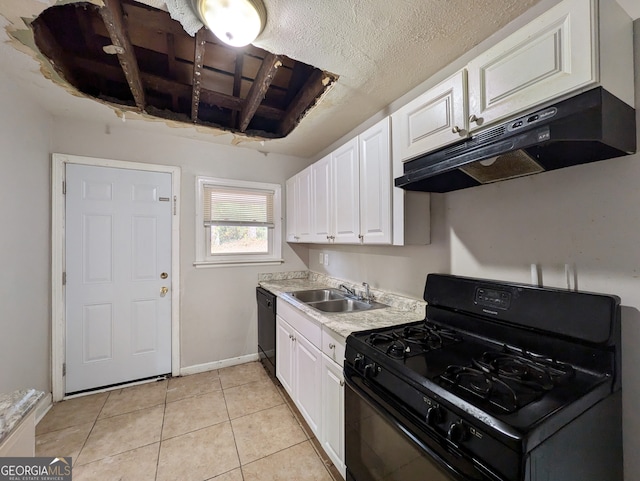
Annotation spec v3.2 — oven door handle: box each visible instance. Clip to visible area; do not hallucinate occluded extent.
[345,368,507,481]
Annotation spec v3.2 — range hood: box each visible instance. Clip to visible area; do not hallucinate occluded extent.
[395,88,636,193]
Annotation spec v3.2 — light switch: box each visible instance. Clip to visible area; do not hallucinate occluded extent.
[319,252,324,265]
[324,253,330,266]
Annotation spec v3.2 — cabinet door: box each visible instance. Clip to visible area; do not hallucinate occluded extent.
[321,355,345,478]
[359,117,392,244]
[285,176,298,243]
[275,316,294,397]
[296,166,314,242]
[332,138,360,244]
[467,0,594,131]
[311,154,332,243]
[392,70,467,163]
[294,333,322,435]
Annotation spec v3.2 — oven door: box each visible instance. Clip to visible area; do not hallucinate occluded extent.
[345,367,505,481]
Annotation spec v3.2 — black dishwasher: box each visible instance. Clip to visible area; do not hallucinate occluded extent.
[256,287,277,378]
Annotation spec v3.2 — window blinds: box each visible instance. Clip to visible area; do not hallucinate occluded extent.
[203,185,274,227]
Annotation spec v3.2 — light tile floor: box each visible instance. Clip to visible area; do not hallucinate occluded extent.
[36,362,340,481]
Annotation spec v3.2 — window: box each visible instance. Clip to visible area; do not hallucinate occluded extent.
[195,177,283,266]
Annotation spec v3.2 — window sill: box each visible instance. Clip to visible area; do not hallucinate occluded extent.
[193,259,285,269]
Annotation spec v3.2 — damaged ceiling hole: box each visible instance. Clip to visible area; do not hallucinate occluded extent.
[31,0,338,139]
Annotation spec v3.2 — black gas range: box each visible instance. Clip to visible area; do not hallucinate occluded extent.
[344,274,623,481]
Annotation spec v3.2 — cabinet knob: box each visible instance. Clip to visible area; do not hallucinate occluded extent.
[289,334,293,339]
[358,234,364,240]
[340,380,345,387]
[329,343,335,349]
[469,114,480,124]
[452,125,461,134]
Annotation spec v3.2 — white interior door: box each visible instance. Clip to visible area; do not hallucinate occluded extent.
[65,164,172,393]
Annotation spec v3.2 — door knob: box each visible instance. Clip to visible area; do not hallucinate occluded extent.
[161,272,168,279]
[160,286,169,297]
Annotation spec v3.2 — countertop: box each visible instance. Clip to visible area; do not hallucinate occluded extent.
[0,389,45,444]
[259,271,426,339]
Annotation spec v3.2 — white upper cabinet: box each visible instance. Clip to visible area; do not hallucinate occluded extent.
[359,118,392,244]
[468,0,634,130]
[311,154,332,243]
[285,117,411,245]
[467,0,594,131]
[285,176,297,243]
[287,165,313,243]
[332,137,361,244]
[392,0,634,162]
[392,70,468,163]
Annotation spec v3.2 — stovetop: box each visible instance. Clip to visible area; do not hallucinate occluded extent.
[351,318,607,417]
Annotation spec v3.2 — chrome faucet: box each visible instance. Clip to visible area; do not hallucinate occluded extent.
[339,284,357,298]
[362,282,373,303]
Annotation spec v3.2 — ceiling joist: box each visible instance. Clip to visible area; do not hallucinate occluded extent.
[99,0,146,111]
[239,53,282,132]
[279,70,336,136]
[191,29,206,122]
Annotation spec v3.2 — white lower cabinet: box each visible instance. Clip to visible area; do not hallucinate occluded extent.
[276,301,347,479]
[321,353,346,478]
[276,310,322,436]
[275,314,295,395]
[294,332,322,434]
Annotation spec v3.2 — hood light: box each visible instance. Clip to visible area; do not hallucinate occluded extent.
[192,0,267,47]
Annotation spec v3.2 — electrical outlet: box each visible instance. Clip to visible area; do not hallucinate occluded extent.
[324,253,329,266]
[319,252,324,265]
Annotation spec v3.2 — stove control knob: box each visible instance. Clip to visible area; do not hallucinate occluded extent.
[363,363,378,378]
[447,420,468,444]
[354,354,365,370]
[425,406,444,426]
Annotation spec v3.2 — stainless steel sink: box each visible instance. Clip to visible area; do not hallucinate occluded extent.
[310,298,387,313]
[285,288,387,313]
[288,288,346,303]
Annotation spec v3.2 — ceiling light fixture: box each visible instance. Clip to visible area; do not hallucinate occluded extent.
[192,0,267,47]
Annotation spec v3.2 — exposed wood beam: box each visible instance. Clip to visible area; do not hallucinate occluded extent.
[230,52,244,127]
[279,70,337,136]
[69,56,285,121]
[99,0,146,111]
[239,53,282,132]
[191,29,206,122]
[32,20,79,86]
[165,33,179,111]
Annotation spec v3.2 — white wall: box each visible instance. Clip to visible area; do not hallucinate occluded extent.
[51,118,310,370]
[309,17,640,481]
[0,71,52,394]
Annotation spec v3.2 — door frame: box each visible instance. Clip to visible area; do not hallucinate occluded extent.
[51,153,181,401]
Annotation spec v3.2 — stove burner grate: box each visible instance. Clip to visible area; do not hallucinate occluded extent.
[440,346,576,413]
[365,322,461,360]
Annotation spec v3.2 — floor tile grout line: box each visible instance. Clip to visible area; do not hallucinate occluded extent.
[71,393,110,467]
[160,417,231,442]
[154,394,168,481]
[220,383,245,481]
[73,440,161,469]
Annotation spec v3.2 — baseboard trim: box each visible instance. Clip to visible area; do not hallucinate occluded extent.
[179,353,260,376]
[34,393,52,424]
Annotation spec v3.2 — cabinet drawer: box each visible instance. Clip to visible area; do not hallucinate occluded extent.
[322,328,346,366]
[277,300,321,348]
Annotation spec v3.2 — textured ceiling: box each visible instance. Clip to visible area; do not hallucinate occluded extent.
[2,0,629,159]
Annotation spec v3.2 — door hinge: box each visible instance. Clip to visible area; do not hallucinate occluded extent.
[62,363,66,376]
[62,272,66,285]
[62,181,66,195]
[173,195,177,215]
